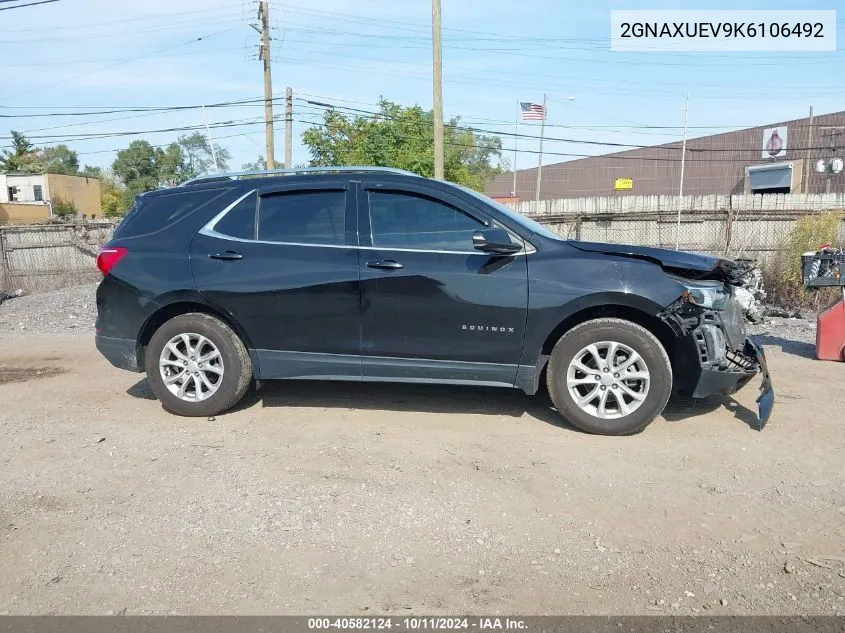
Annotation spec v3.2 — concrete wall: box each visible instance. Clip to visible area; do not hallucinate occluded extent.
[0,202,51,225]
[44,174,102,217]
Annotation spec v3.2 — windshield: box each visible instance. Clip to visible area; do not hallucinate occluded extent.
[452,184,564,242]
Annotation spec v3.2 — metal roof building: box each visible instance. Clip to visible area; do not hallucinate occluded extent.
[485,110,845,201]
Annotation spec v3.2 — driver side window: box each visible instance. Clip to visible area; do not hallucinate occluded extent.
[368,190,484,251]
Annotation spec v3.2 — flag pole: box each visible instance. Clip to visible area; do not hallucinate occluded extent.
[534,93,547,202]
[512,101,518,198]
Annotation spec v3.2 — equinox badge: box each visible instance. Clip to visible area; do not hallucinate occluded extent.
[462,325,515,333]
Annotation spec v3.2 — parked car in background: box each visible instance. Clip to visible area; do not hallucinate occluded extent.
[95,167,773,435]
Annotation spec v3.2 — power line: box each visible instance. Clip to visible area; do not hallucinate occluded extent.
[0,96,280,119]
[0,47,245,69]
[9,2,252,32]
[0,13,245,44]
[297,99,840,155]
[0,0,59,10]
[260,51,845,100]
[0,28,234,101]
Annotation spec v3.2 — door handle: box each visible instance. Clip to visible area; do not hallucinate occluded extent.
[209,251,243,261]
[366,259,403,270]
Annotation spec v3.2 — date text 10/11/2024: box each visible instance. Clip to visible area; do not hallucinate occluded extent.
[307,618,528,631]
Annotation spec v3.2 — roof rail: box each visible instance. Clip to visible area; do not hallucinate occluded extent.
[180,166,421,186]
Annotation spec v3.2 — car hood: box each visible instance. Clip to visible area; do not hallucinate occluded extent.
[569,240,747,284]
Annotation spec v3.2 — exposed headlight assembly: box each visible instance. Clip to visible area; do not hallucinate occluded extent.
[678,280,730,310]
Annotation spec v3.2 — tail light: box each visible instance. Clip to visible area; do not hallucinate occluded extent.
[97,247,128,276]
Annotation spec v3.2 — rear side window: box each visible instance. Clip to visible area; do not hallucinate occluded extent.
[214,192,256,240]
[257,190,346,245]
[113,187,231,238]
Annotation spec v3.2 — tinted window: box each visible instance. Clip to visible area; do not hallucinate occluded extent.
[114,187,231,238]
[258,190,346,244]
[453,183,562,242]
[369,191,484,250]
[214,192,256,239]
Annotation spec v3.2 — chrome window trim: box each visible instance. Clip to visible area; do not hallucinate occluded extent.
[201,189,256,237]
[199,188,535,255]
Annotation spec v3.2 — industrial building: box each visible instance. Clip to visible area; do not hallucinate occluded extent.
[486,109,845,201]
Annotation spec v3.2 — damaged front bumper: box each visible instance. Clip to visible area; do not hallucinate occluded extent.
[691,339,774,429]
[661,297,775,429]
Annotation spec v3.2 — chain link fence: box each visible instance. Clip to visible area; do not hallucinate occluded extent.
[0,222,117,294]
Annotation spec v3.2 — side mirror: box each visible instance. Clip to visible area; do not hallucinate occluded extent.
[472,228,522,255]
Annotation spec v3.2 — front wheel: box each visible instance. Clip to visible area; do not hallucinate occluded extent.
[145,313,252,417]
[546,318,672,435]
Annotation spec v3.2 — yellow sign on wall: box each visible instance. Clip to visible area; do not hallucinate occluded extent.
[614,178,633,191]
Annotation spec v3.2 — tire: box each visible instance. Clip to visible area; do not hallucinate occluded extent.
[546,318,672,435]
[145,312,252,417]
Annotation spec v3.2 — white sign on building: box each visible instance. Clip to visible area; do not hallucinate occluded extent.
[762,126,788,159]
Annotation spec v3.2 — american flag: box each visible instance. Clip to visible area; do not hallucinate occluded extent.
[520,102,546,121]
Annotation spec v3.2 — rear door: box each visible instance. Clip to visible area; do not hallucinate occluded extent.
[190,180,362,380]
[356,180,529,386]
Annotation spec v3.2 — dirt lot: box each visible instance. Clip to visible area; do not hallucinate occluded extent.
[1,286,844,615]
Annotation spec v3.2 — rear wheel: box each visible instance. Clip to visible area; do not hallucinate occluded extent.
[546,318,672,435]
[145,313,252,417]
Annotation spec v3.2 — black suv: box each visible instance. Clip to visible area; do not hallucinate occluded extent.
[95,167,774,435]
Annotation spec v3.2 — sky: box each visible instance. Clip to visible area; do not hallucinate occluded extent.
[0,0,843,174]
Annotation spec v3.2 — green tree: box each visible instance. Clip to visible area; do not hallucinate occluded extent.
[0,130,37,172]
[111,135,233,203]
[177,132,230,178]
[1,131,81,175]
[241,156,266,171]
[36,144,80,175]
[112,140,162,205]
[158,143,186,187]
[81,165,103,179]
[301,99,503,190]
[99,171,126,217]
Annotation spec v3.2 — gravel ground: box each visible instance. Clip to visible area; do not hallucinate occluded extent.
[0,283,97,338]
[747,317,817,359]
[1,284,843,616]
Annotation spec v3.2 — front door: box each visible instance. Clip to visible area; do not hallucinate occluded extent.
[357,181,529,386]
[190,182,362,380]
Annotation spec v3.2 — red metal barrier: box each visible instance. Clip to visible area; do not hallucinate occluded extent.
[816,296,845,362]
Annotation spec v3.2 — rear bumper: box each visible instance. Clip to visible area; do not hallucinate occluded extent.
[95,334,142,373]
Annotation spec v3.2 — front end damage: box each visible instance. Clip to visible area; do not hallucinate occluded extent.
[659,288,775,429]
[566,241,775,427]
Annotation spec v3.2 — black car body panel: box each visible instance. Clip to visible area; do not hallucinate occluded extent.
[95,169,773,426]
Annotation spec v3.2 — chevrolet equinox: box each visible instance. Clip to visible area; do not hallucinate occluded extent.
[95,167,774,435]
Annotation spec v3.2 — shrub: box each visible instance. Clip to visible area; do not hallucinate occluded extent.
[51,195,77,218]
[762,212,843,309]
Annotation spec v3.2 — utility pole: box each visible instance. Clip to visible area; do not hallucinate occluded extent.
[675,92,689,250]
[804,105,814,193]
[431,0,444,180]
[534,94,548,202]
[258,0,275,170]
[285,87,293,169]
